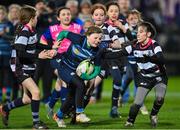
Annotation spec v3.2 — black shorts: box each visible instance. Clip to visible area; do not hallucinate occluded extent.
[15,66,35,84]
[11,58,35,84]
[136,73,168,89]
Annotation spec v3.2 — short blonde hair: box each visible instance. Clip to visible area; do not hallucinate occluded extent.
[127,9,143,22]
[0,5,7,16]
[8,4,21,21]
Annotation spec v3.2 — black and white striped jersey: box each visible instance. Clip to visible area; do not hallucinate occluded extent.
[11,25,38,72]
[115,23,129,44]
[100,23,118,48]
[124,39,165,78]
[104,38,166,78]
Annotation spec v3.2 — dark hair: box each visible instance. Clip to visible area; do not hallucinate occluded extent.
[138,22,157,38]
[85,26,103,36]
[15,6,36,35]
[56,6,71,17]
[19,6,36,25]
[35,0,45,5]
[47,1,56,9]
[106,1,120,12]
[91,3,106,15]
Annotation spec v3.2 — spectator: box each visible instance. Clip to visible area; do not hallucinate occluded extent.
[8,4,21,28]
[8,4,22,100]
[65,0,84,26]
[0,5,14,103]
[46,0,58,25]
[78,0,92,22]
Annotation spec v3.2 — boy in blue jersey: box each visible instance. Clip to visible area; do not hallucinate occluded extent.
[53,26,104,127]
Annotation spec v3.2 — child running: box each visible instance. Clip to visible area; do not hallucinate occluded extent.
[0,6,59,129]
[104,21,168,128]
[53,26,103,128]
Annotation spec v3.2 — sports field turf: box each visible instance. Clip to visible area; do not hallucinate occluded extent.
[0,76,180,129]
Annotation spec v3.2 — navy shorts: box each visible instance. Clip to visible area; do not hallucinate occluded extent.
[0,55,11,67]
[57,62,76,84]
[50,54,63,69]
[50,59,61,69]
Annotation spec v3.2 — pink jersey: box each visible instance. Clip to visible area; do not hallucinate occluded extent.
[40,23,82,53]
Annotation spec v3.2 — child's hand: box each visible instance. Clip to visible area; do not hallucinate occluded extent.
[114,20,123,27]
[38,50,52,59]
[47,50,57,57]
[114,20,127,33]
[52,41,61,49]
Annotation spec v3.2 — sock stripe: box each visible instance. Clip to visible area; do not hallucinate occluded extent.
[32,112,39,116]
[11,101,15,108]
[33,118,40,122]
[113,84,122,90]
[7,103,11,110]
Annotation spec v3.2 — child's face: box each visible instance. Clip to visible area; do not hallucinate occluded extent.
[137,26,150,43]
[0,9,6,21]
[107,5,119,21]
[58,9,72,25]
[127,14,139,27]
[87,33,103,47]
[9,8,19,20]
[81,3,91,15]
[92,9,106,26]
[83,21,94,32]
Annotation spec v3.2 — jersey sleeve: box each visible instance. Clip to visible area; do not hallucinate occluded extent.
[150,42,164,65]
[125,45,133,54]
[14,30,29,45]
[153,42,163,54]
[39,28,53,45]
[14,30,29,51]
[66,32,83,43]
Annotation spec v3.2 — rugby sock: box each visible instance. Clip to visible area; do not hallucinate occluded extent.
[49,89,60,108]
[59,86,68,104]
[121,77,130,103]
[3,97,25,112]
[76,108,84,114]
[151,98,164,116]
[112,84,121,107]
[31,100,40,124]
[6,87,11,102]
[56,109,63,119]
[127,104,141,123]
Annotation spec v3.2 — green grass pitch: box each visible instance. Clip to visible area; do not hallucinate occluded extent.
[0,76,180,129]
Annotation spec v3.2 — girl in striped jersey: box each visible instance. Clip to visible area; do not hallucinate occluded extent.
[88,4,123,118]
[121,9,149,115]
[105,2,131,117]
[39,7,83,119]
[104,22,167,127]
[0,6,58,129]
